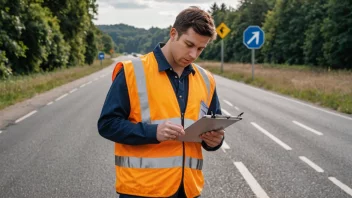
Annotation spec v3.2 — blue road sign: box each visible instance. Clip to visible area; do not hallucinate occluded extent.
[98,52,105,60]
[243,26,265,49]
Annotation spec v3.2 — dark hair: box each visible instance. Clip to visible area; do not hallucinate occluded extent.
[173,6,217,41]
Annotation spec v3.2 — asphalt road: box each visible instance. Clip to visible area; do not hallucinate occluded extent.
[0,55,351,198]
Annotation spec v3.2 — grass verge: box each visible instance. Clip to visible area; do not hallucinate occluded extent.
[200,61,352,115]
[0,59,114,110]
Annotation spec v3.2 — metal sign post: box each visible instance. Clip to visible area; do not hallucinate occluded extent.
[98,52,105,66]
[252,49,255,81]
[221,39,224,72]
[216,22,231,73]
[243,26,265,80]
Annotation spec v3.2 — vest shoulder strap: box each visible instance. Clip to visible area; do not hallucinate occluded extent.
[112,62,124,82]
[192,63,216,98]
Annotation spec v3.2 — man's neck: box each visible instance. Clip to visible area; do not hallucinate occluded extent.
[160,42,184,77]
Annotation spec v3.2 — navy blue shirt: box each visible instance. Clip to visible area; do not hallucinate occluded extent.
[98,43,223,197]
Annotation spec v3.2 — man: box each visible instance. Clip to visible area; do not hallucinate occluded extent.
[98,6,224,198]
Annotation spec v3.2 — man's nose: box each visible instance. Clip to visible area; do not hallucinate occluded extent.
[189,48,197,60]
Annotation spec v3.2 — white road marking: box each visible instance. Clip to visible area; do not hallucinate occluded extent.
[293,121,323,136]
[221,108,231,116]
[80,83,86,88]
[223,100,233,107]
[46,101,53,106]
[329,177,352,196]
[100,74,105,78]
[0,131,2,134]
[246,85,352,121]
[69,88,77,93]
[234,162,270,198]
[251,122,292,150]
[55,93,68,101]
[299,156,324,172]
[235,106,240,111]
[15,110,37,123]
[93,78,99,81]
[221,141,230,153]
[86,81,92,85]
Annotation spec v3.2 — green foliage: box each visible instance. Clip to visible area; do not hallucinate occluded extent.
[0,50,12,78]
[13,3,58,73]
[0,0,113,79]
[262,0,307,64]
[97,24,169,54]
[302,0,326,66]
[84,29,98,65]
[97,1,352,70]
[0,0,28,76]
[101,34,114,54]
[321,0,352,69]
[1,0,351,79]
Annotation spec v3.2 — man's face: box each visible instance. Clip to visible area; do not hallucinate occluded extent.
[170,27,211,67]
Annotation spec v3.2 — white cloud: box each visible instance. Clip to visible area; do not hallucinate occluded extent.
[94,0,240,29]
[99,0,150,9]
[158,11,178,18]
[152,0,216,3]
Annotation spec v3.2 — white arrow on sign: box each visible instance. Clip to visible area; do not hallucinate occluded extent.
[247,31,259,45]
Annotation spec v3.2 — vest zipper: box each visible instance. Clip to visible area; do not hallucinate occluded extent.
[181,112,185,194]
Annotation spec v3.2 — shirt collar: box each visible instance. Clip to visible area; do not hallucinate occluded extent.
[153,43,195,75]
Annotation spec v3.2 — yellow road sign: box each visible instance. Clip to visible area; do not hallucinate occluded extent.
[216,22,231,39]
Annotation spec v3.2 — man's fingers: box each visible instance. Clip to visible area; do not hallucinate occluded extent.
[166,122,185,135]
[203,131,224,138]
[202,135,221,143]
[166,133,177,140]
[211,130,225,136]
[165,128,181,137]
[202,138,217,147]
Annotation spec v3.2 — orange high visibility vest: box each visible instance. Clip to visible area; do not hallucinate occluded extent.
[113,52,215,197]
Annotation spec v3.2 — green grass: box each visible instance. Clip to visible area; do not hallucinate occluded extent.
[0,59,114,110]
[205,66,352,115]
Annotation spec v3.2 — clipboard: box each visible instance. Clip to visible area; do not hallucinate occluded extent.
[177,112,243,142]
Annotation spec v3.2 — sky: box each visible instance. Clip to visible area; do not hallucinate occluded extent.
[94,0,240,29]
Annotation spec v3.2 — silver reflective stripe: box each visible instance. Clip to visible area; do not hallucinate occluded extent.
[152,118,194,128]
[185,157,203,170]
[116,156,203,170]
[131,59,150,123]
[194,64,210,98]
[184,119,194,128]
[152,118,181,125]
[116,156,183,168]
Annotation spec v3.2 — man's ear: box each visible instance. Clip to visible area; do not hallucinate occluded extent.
[170,28,178,41]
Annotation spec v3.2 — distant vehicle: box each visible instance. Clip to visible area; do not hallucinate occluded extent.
[132,52,138,57]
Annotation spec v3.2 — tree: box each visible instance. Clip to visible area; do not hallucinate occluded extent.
[0,0,27,77]
[84,29,98,65]
[302,0,327,66]
[262,0,306,65]
[321,0,352,69]
[101,34,114,54]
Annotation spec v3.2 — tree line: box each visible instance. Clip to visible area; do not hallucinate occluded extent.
[98,24,169,55]
[0,0,115,79]
[99,0,351,69]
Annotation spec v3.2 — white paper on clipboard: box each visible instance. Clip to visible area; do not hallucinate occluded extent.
[177,113,243,142]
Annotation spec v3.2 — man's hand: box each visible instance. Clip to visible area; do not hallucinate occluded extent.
[157,121,185,142]
[199,129,224,148]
